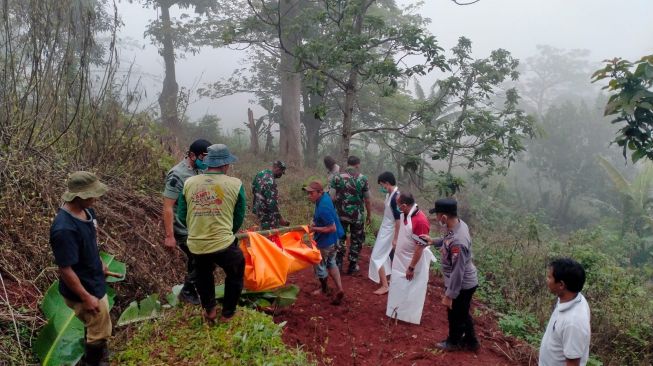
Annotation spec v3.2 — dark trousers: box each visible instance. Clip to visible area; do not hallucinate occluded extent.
[447,286,478,345]
[336,220,365,265]
[175,234,198,295]
[193,239,245,317]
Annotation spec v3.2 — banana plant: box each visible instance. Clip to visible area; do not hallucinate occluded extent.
[598,156,653,233]
[33,252,126,366]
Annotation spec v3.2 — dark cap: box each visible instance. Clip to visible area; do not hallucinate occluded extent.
[302,181,324,192]
[273,160,287,171]
[189,139,212,155]
[429,198,457,215]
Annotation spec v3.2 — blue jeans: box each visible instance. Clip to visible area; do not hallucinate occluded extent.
[314,244,338,279]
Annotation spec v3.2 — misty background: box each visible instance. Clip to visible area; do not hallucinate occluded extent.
[116,0,653,130]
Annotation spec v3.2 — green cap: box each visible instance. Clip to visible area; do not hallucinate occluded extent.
[61,171,108,202]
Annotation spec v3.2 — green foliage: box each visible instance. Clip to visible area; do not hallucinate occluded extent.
[33,253,125,366]
[33,283,86,366]
[99,251,127,283]
[592,55,653,163]
[220,284,301,309]
[117,294,163,326]
[423,37,536,177]
[113,307,313,365]
[469,186,653,365]
[498,312,541,345]
[433,171,465,197]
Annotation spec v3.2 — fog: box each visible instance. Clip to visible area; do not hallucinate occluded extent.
[116,0,652,131]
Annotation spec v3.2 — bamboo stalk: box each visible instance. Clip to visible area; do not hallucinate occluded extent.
[235,225,308,239]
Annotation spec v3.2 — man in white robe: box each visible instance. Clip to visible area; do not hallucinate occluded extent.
[386,192,435,325]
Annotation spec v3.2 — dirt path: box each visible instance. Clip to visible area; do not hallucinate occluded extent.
[274,247,531,366]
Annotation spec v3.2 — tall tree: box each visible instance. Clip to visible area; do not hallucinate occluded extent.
[142,0,216,137]
[282,0,448,161]
[277,0,303,167]
[424,37,535,178]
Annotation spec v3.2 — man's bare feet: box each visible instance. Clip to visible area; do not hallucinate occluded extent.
[373,286,389,295]
[220,312,237,323]
[204,306,218,324]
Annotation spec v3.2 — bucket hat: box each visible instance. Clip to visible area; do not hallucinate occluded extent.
[204,144,238,168]
[61,171,108,202]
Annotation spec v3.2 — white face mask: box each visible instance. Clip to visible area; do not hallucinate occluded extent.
[437,215,448,232]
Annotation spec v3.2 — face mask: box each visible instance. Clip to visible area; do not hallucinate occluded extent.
[194,157,208,171]
[379,186,388,194]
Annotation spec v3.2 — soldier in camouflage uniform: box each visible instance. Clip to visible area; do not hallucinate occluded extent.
[252,160,290,230]
[330,156,372,274]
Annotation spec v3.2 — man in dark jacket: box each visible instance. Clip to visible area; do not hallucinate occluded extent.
[420,198,479,352]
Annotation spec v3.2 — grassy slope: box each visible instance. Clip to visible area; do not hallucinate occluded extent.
[112,306,313,366]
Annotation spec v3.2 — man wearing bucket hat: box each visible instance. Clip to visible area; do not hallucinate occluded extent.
[419,198,480,352]
[50,171,120,366]
[177,144,247,323]
[162,138,212,305]
[252,160,290,230]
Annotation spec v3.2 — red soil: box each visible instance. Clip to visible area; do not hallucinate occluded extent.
[275,247,534,366]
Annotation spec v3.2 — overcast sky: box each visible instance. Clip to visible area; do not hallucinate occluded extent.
[116,0,653,131]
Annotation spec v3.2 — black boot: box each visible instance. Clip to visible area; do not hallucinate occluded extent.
[79,340,109,366]
[319,277,329,294]
[346,262,360,275]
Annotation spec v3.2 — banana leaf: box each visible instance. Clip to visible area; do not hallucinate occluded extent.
[165,284,183,308]
[100,251,126,283]
[271,284,299,307]
[33,283,85,366]
[239,284,299,308]
[117,294,162,326]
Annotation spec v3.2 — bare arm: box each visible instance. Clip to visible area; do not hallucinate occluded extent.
[405,245,425,280]
[311,223,336,234]
[364,197,372,225]
[163,197,177,249]
[392,219,400,247]
[59,267,99,313]
[565,359,581,366]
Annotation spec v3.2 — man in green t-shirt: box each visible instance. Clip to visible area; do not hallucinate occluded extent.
[162,139,212,305]
[177,144,247,323]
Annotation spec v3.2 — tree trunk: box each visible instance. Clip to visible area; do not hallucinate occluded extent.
[157,3,180,137]
[340,70,359,162]
[301,87,323,168]
[247,108,260,155]
[278,0,303,168]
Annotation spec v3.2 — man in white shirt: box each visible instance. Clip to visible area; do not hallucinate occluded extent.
[539,258,591,366]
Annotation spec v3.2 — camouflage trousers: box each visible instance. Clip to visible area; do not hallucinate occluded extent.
[336,220,365,266]
[257,213,279,230]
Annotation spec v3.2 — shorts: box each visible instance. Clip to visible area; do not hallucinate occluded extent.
[314,244,338,279]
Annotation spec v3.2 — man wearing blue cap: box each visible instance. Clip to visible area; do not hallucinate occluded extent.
[177,144,247,323]
[162,139,212,305]
[420,198,479,352]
